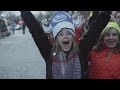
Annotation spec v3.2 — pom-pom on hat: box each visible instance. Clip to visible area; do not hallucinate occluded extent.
[51,11,75,39]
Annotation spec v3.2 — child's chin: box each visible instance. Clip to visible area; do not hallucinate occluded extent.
[63,48,70,52]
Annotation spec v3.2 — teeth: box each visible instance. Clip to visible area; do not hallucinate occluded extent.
[107,41,114,43]
[63,42,69,44]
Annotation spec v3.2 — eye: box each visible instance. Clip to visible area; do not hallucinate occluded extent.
[58,32,64,36]
[106,33,110,36]
[112,33,118,36]
[66,31,72,36]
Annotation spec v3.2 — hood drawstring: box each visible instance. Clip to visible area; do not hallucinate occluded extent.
[105,49,114,62]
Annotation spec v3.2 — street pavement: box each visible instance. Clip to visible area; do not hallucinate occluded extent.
[0,28,46,79]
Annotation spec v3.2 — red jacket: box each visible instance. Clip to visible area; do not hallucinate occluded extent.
[75,26,83,43]
[89,45,120,79]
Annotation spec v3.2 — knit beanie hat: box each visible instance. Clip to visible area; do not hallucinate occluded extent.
[102,22,120,34]
[51,11,75,39]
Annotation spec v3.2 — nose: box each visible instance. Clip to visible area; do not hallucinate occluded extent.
[109,34,113,39]
[63,34,68,38]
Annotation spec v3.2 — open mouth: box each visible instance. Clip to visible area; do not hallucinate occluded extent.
[63,41,70,48]
[63,41,69,44]
[107,40,114,44]
[63,41,69,45]
[108,42,114,44]
[106,40,116,46]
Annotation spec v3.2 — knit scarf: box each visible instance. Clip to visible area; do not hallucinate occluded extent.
[51,51,81,79]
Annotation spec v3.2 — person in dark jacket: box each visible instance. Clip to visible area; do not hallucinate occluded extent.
[20,11,110,79]
[22,22,26,34]
[88,11,99,28]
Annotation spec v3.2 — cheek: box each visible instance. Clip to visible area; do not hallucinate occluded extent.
[103,38,107,44]
[56,37,63,44]
[103,37,109,43]
[69,35,74,41]
[115,37,119,43]
[103,36,108,39]
[57,40,61,45]
[113,35,119,41]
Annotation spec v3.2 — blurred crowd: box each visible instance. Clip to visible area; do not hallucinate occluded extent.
[40,11,120,45]
[0,15,25,38]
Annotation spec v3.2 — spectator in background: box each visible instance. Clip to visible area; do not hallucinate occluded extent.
[72,12,87,44]
[0,19,8,38]
[22,22,26,34]
[114,11,120,25]
[110,11,116,22]
[11,22,16,35]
